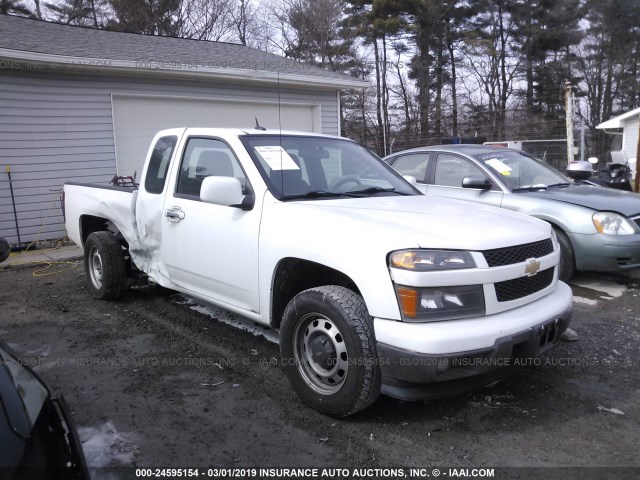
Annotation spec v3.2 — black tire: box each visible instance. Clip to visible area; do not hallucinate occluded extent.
[0,237,10,263]
[84,231,126,300]
[554,228,575,282]
[280,285,381,417]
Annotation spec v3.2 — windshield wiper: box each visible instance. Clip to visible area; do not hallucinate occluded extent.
[512,184,548,192]
[547,182,571,188]
[281,190,361,200]
[345,186,411,196]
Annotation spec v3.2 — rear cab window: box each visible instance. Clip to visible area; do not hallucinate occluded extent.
[144,136,178,194]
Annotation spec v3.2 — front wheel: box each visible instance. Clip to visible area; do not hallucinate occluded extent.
[84,231,126,300]
[280,285,381,417]
[554,228,575,282]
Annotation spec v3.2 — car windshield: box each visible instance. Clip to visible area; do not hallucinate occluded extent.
[240,135,419,200]
[474,150,570,191]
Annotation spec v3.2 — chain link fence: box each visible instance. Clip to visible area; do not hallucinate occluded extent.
[520,140,574,171]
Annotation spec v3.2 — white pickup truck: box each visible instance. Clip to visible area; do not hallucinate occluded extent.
[65,128,573,417]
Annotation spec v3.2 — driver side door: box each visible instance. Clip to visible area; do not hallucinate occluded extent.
[161,136,260,313]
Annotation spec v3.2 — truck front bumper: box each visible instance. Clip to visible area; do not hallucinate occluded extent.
[374,282,573,401]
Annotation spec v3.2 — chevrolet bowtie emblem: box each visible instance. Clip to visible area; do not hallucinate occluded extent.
[525,258,541,276]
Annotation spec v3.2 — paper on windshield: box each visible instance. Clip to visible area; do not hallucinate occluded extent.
[254,146,300,171]
[485,158,512,176]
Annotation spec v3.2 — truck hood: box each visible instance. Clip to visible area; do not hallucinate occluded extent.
[283,194,550,251]
[519,184,640,217]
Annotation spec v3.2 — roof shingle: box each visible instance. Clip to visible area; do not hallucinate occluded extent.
[0,14,366,88]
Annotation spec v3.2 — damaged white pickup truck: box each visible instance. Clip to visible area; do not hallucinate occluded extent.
[65,128,573,417]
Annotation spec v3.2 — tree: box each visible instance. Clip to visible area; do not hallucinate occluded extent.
[504,0,584,138]
[279,0,353,69]
[45,0,109,27]
[459,0,521,139]
[576,0,640,157]
[1,0,32,16]
[177,0,235,41]
[107,0,182,36]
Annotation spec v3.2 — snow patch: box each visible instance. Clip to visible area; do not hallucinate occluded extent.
[572,280,626,299]
[572,296,598,305]
[78,421,138,467]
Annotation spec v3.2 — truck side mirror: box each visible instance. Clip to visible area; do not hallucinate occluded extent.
[462,176,492,190]
[200,176,252,209]
[403,175,418,186]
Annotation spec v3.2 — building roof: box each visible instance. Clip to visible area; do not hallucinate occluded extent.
[0,14,368,89]
[596,107,640,129]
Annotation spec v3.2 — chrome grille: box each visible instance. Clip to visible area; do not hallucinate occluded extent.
[483,239,554,267]
[495,268,555,302]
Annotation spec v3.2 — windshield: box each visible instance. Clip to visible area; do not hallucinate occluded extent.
[474,150,569,191]
[240,135,419,200]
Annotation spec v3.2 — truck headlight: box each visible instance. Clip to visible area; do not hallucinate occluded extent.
[389,249,476,271]
[395,284,485,322]
[592,212,635,235]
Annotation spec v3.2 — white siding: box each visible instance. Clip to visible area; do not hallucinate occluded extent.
[623,117,639,159]
[0,71,340,243]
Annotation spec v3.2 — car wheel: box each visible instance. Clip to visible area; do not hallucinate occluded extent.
[84,231,126,300]
[0,237,10,263]
[554,228,575,282]
[280,285,381,417]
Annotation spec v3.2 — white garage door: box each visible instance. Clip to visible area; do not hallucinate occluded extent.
[112,94,321,177]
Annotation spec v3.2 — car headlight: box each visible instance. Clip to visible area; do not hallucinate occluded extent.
[394,285,485,322]
[592,212,636,235]
[389,249,476,271]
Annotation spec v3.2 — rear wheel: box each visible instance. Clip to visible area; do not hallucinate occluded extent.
[554,228,575,282]
[84,231,126,300]
[280,285,381,417]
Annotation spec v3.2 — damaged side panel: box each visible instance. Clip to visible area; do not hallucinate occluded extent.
[64,183,171,287]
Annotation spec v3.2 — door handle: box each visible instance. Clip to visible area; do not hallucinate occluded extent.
[164,207,185,222]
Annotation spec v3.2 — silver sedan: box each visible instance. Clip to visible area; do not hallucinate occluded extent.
[384,145,640,280]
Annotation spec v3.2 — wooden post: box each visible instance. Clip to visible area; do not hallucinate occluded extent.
[564,82,574,165]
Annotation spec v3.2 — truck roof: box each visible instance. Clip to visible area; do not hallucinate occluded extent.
[160,127,344,140]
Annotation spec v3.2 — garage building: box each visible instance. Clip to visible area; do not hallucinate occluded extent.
[0,15,366,244]
[596,107,640,164]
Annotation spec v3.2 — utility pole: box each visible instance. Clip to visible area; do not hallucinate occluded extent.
[564,82,574,165]
[580,120,586,162]
[635,117,640,192]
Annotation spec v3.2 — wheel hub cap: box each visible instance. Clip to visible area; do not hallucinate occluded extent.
[89,247,103,288]
[295,314,349,394]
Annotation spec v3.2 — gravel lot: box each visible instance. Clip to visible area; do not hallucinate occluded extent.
[0,261,638,479]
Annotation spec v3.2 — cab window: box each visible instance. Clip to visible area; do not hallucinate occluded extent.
[176,138,247,199]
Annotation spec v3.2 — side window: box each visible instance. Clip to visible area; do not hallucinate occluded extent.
[434,154,485,187]
[144,136,177,194]
[391,153,430,182]
[176,138,247,199]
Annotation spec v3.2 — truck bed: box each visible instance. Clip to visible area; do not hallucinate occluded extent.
[64,183,137,250]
